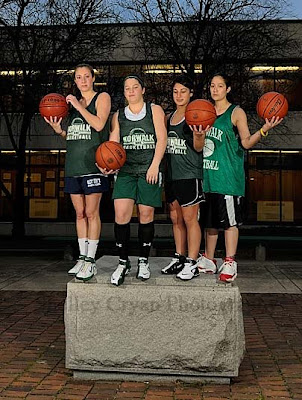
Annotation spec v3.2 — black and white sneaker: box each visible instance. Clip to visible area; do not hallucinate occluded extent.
[136,257,150,281]
[176,258,199,281]
[111,259,131,286]
[161,253,185,274]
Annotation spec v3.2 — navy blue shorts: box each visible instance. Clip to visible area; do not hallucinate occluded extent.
[64,174,109,195]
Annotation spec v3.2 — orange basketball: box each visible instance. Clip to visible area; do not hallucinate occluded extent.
[39,93,69,119]
[185,99,217,128]
[95,141,126,171]
[256,92,288,120]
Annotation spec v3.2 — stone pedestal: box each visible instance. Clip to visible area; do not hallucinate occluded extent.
[65,256,245,383]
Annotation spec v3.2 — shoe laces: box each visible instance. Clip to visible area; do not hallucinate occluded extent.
[115,264,126,275]
[138,258,149,270]
[219,257,235,272]
[81,260,93,274]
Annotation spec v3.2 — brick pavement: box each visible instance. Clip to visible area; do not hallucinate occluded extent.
[0,291,302,399]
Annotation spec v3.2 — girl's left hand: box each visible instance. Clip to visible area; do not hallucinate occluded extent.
[66,94,81,110]
[263,116,283,132]
[146,164,159,184]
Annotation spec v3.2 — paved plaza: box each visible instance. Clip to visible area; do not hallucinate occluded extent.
[0,254,301,399]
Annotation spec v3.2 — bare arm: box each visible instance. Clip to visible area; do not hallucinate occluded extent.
[147,104,167,184]
[109,111,121,142]
[191,124,209,152]
[233,107,283,150]
[66,92,111,132]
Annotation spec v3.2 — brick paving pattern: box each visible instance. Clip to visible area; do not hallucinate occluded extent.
[0,291,301,399]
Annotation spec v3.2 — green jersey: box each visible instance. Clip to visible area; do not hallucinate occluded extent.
[166,114,203,181]
[118,102,159,174]
[65,93,109,177]
[203,104,245,196]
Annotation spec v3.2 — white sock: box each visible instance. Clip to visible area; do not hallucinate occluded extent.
[87,239,99,259]
[78,238,88,256]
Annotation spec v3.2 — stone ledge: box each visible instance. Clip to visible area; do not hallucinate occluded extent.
[65,256,245,382]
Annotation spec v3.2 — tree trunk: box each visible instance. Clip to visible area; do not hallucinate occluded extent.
[11,108,34,239]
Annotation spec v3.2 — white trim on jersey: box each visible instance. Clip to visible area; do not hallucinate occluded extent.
[125,102,146,121]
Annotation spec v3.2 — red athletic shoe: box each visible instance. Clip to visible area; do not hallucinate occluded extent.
[219,257,237,282]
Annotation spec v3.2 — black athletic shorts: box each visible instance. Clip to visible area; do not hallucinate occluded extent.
[201,192,244,230]
[64,174,109,195]
[165,178,204,207]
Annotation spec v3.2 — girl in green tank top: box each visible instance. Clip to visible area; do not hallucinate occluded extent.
[99,75,167,286]
[44,64,111,282]
[193,73,284,283]
[162,75,205,280]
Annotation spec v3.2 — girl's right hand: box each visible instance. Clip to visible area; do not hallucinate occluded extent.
[189,124,211,136]
[95,163,118,175]
[44,116,63,135]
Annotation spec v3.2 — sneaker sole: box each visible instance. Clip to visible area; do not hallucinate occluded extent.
[76,270,97,282]
[136,275,150,281]
[198,268,217,274]
[176,273,199,281]
[219,273,237,283]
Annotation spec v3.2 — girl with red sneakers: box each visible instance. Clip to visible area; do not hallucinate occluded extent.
[194,73,283,282]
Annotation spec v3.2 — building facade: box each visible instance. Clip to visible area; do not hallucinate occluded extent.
[1,21,302,232]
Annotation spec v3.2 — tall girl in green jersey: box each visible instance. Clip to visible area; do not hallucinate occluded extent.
[194,73,283,282]
[99,75,167,286]
[161,75,205,281]
[45,64,111,282]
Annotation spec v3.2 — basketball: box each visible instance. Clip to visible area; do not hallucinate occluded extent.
[256,92,288,120]
[95,141,126,171]
[185,99,217,128]
[39,93,69,119]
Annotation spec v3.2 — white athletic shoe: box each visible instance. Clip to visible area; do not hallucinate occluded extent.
[136,258,150,280]
[219,257,238,282]
[68,255,85,275]
[111,259,131,286]
[75,257,97,281]
[196,253,217,274]
[176,259,199,281]
[161,253,185,275]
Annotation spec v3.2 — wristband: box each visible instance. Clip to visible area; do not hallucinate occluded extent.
[260,128,268,137]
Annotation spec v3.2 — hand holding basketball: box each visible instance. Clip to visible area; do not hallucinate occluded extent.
[260,115,283,136]
[44,115,64,135]
[185,99,217,129]
[95,141,126,172]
